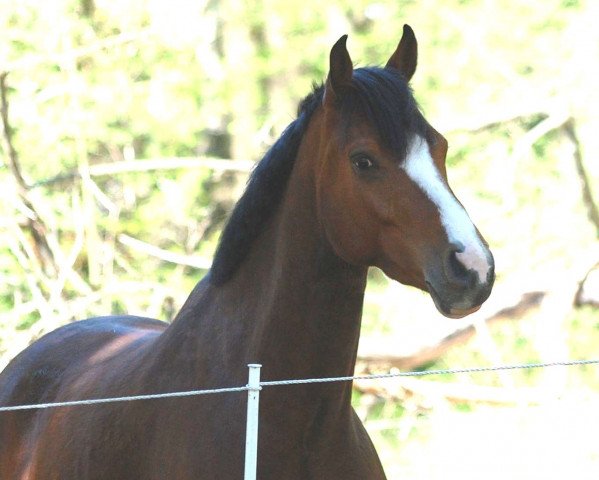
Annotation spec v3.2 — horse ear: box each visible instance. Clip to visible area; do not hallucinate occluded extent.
[386,24,418,81]
[324,35,353,106]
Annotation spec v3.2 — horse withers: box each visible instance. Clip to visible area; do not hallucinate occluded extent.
[0,25,494,479]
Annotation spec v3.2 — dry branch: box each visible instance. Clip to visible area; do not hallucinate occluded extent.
[88,157,255,175]
[33,157,255,189]
[510,111,570,162]
[2,29,154,74]
[117,234,213,270]
[357,291,545,372]
[444,107,548,134]
[0,73,57,275]
[353,377,547,406]
[0,73,28,190]
[563,119,599,238]
[575,261,599,308]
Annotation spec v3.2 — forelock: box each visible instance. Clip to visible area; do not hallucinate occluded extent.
[339,67,429,159]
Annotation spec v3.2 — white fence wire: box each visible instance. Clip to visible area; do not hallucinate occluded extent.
[3,358,598,413]
[1,358,599,479]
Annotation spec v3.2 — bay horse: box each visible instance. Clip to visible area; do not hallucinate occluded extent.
[0,25,494,479]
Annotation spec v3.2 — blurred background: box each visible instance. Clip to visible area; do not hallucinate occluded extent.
[1,0,598,478]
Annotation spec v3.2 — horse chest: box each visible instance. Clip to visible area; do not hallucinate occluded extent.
[253,399,387,479]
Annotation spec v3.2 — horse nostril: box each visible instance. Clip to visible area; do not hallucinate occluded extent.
[445,247,472,287]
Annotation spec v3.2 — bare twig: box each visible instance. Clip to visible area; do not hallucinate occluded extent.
[501,111,571,210]
[48,192,87,309]
[510,111,570,162]
[0,72,28,191]
[6,231,55,323]
[117,234,213,270]
[357,292,545,371]
[443,107,549,134]
[0,73,57,275]
[32,157,255,189]
[575,261,599,308]
[2,29,154,74]
[353,377,548,406]
[563,119,599,238]
[88,157,255,175]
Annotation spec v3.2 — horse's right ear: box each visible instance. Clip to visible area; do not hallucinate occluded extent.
[323,35,353,107]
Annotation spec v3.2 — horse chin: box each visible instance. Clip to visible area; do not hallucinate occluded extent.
[441,304,481,319]
[426,281,482,319]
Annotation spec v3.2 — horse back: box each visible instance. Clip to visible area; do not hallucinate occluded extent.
[0,315,166,479]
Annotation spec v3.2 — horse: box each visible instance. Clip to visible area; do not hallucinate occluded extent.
[0,25,494,479]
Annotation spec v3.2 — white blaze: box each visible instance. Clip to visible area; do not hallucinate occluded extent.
[401,136,491,282]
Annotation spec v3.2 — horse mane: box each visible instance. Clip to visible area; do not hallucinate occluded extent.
[209,67,428,286]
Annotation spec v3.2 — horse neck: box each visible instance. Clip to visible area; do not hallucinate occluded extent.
[172,111,368,386]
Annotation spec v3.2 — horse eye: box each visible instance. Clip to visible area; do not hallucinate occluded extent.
[351,154,376,171]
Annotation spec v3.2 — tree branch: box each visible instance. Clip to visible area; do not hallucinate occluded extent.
[32,157,255,189]
[353,377,547,406]
[0,72,28,191]
[0,73,57,275]
[2,29,154,74]
[117,234,213,270]
[444,107,548,134]
[357,291,546,371]
[575,261,599,308]
[563,119,599,238]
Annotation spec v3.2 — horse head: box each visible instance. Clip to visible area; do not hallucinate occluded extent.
[316,25,494,318]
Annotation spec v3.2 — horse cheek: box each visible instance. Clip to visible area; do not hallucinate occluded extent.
[317,180,378,266]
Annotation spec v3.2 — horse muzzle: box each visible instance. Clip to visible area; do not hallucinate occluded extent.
[425,246,495,319]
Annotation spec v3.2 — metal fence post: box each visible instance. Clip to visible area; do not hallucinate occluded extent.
[244,364,262,480]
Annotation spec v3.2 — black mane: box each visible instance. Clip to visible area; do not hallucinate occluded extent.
[209,67,427,285]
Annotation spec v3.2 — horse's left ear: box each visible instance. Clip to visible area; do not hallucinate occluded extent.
[386,24,418,82]
[324,35,353,107]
